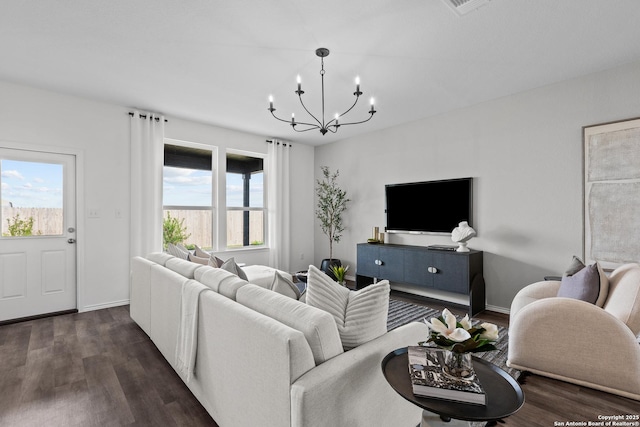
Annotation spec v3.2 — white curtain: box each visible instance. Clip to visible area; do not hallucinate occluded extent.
[130,110,165,257]
[267,140,291,271]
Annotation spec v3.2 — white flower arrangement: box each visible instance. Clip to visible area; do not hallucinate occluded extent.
[420,308,498,354]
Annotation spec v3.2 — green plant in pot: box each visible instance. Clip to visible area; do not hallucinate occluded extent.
[329,264,349,286]
[316,166,350,280]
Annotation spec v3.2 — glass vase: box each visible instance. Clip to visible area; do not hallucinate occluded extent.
[442,351,473,380]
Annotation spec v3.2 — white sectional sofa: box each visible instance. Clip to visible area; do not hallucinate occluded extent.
[130,253,429,427]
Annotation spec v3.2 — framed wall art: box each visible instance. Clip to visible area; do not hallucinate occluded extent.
[583,117,640,270]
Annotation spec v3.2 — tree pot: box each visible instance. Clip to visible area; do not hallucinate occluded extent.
[320,259,341,281]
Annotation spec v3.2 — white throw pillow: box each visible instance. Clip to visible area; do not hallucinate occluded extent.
[220,257,249,280]
[187,253,209,265]
[306,265,390,350]
[194,245,209,258]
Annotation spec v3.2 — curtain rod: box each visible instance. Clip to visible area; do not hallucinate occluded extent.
[128,112,168,123]
[266,139,292,147]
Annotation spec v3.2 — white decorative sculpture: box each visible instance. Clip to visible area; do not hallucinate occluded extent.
[451,221,476,252]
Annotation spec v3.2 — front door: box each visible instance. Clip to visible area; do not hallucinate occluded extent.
[0,148,77,322]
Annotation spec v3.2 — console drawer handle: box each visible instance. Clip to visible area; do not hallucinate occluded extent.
[428,266,438,274]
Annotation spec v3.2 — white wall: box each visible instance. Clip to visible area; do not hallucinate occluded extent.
[314,60,640,311]
[0,80,315,312]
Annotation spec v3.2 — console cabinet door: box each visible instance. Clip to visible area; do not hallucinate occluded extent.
[356,244,379,278]
[378,246,404,282]
[403,248,430,287]
[431,252,468,294]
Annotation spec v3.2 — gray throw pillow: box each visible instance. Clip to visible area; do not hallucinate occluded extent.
[557,263,600,304]
[167,243,189,260]
[564,255,585,276]
[270,271,302,300]
[220,257,248,280]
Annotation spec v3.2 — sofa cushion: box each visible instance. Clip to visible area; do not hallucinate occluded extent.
[193,265,216,282]
[165,257,201,279]
[306,265,390,350]
[220,257,249,280]
[236,284,343,365]
[603,263,640,335]
[557,263,600,304]
[198,267,249,300]
[147,252,174,266]
[270,271,302,300]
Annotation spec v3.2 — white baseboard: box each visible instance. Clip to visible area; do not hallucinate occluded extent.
[80,299,130,313]
[485,304,510,315]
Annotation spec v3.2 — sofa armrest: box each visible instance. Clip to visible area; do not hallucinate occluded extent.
[290,321,429,427]
[510,280,561,318]
[508,297,640,399]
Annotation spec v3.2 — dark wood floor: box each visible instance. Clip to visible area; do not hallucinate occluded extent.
[0,305,217,427]
[1,297,637,427]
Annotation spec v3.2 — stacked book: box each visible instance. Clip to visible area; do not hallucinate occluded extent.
[407,346,486,405]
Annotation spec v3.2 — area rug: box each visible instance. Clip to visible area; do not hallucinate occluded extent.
[387,298,520,427]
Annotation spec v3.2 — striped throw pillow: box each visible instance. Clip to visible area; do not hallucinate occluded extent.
[306,265,389,350]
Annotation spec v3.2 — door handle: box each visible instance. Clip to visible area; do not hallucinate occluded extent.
[67,238,76,244]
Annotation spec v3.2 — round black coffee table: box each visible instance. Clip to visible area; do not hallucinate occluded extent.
[381,348,524,427]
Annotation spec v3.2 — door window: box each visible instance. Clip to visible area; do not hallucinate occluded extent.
[1,159,64,237]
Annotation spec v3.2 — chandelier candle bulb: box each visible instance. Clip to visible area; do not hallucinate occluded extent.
[355,76,361,94]
[291,113,295,124]
[269,95,274,110]
[297,75,301,92]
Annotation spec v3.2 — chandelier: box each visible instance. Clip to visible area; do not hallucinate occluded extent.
[268,47,376,135]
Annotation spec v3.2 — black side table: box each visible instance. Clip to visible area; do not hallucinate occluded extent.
[381,348,524,427]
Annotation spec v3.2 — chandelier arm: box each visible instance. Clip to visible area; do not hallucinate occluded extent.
[271,109,320,131]
[334,94,361,123]
[269,109,297,124]
[297,93,323,128]
[292,125,322,133]
[331,111,376,127]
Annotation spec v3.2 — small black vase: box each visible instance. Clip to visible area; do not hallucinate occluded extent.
[320,259,342,281]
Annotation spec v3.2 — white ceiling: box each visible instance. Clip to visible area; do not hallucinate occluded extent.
[2,0,640,146]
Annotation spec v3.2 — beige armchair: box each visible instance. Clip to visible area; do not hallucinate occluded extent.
[507,263,640,401]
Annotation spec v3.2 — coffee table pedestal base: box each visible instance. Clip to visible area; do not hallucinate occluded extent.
[421,410,470,427]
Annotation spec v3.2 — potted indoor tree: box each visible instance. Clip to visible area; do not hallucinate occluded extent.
[316,166,350,279]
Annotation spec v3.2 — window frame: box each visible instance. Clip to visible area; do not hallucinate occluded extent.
[162,139,217,251]
[225,149,267,250]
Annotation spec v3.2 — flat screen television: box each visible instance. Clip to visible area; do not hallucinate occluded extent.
[385,177,473,234]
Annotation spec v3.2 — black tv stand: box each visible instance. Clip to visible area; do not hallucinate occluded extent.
[356,243,485,316]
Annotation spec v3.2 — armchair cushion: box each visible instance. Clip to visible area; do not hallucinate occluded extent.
[560,256,609,307]
[557,263,600,304]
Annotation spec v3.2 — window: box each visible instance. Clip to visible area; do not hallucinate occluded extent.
[163,144,213,250]
[226,153,264,248]
[1,159,64,237]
